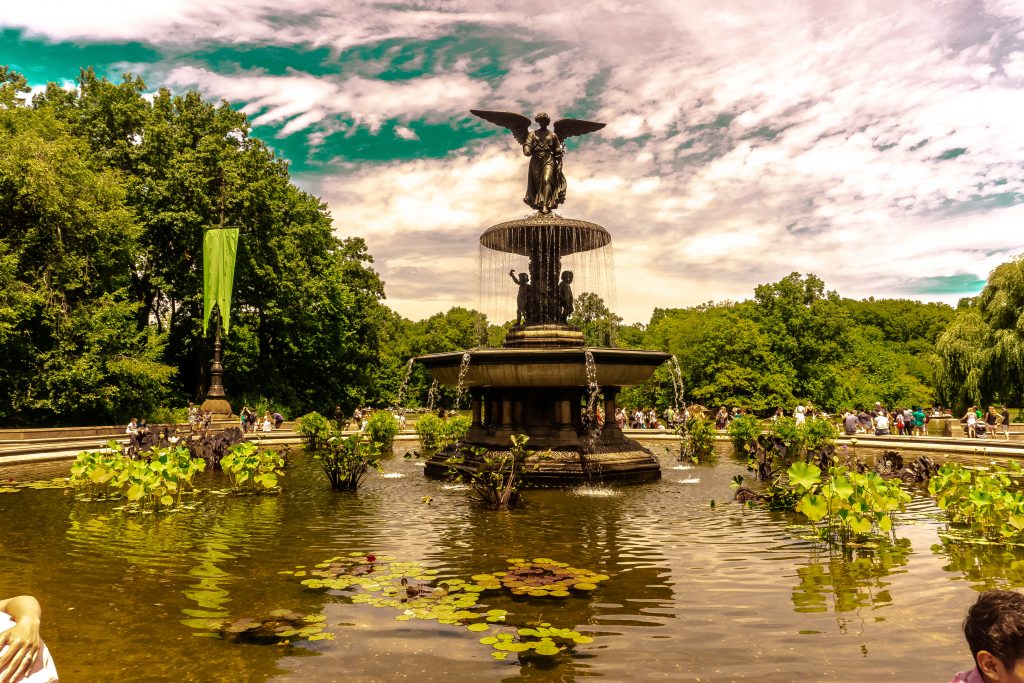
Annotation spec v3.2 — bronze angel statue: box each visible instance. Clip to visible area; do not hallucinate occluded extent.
[471,110,605,213]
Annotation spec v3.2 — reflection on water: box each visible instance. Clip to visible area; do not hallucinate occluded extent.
[933,537,1024,590]
[0,446,1019,681]
[791,539,912,631]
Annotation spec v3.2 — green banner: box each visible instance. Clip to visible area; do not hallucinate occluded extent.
[203,227,239,335]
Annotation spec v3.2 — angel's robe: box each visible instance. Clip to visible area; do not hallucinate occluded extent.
[522,129,566,212]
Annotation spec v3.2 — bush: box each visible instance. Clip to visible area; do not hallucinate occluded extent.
[315,433,383,490]
[366,412,400,453]
[219,442,285,493]
[728,415,762,453]
[679,417,716,463]
[415,414,471,454]
[149,406,189,425]
[451,434,531,511]
[296,411,333,450]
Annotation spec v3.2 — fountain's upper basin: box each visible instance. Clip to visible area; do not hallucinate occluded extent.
[417,347,670,388]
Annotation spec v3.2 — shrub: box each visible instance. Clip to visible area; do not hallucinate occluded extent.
[366,411,400,453]
[447,434,532,511]
[149,406,189,425]
[314,433,383,490]
[296,411,333,450]
[416,414,471,453]
[728,415,762,453]
[220,442,285,493]
[678,417,716,463]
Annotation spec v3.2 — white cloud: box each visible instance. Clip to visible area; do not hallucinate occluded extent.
[9,0,1024,321]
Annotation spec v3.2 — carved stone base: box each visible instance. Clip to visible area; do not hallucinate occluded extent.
[503,324,584,348]
[423,438,661,485]
[200,397,234,417]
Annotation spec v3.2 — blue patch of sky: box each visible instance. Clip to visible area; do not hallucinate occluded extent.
[903,274,986,295]
[0,28,161,84]
[936,147,967,160]
[938,191,1024,216]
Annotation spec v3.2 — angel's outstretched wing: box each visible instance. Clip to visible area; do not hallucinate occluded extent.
[470,110,532,146]
[553,118,605,142]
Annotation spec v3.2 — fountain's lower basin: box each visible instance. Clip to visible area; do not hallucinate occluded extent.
[417,347,671,387]
[416,346,671,483]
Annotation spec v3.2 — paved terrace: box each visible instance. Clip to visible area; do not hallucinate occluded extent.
[2,422,1023,466]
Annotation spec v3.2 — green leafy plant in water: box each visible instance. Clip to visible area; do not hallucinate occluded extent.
[295,411,333,450]
[446,434,532,510]
[927,461,1024,543]
[291,553,601,661]
[788,461,911,549]
[728,415,762,453]
[678,416,716,463]
[415,414,471,454]
[70,443,205,510]
[314,432,383,490]
[219,442,284,493]
[365,411,400,452]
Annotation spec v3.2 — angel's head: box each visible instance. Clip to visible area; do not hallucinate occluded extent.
[534,112,550,126]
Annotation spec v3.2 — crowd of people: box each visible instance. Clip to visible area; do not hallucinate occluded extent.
[237,406,285,433]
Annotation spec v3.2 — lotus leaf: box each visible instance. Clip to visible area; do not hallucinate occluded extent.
[467,623,489,632]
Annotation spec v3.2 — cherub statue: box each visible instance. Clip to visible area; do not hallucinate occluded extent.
[557,270,574,323]
[471,109,605,213]
[509,269,534,325]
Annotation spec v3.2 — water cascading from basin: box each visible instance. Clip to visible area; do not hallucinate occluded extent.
[478,238,617,330]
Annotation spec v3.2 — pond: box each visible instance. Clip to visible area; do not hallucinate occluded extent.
[0,442,1017,682]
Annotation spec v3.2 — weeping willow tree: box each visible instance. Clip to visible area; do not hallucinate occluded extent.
[935,257,1024,410]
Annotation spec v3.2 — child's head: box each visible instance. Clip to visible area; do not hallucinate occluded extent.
[965,590,1024,682]
[561,270,573,282]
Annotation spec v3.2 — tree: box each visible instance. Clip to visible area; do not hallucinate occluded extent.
[936,257,1024,410]
[568,292,622,347]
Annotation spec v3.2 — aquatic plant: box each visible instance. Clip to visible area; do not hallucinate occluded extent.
[447,434,532,510]
[219,442,284,493]
[728,415,762,453]
[792,538,912,616]
[365,411,400,451]
[70,443,205,509]
[221,609,333,644]
[415,413,471,454]
[678,416,716,463]
[295,411,333,450]
[928,461,1024,542]
[291,553,601,661]
[314,433,383,490]
[788,461,911,548]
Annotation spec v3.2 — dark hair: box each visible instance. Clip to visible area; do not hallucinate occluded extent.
[964,590,1024,668]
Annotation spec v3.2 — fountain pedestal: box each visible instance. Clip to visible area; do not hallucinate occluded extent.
[418,346,669,483]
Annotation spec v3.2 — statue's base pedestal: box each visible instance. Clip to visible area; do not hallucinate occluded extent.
[201,397,233,418]
[504,324,583,348]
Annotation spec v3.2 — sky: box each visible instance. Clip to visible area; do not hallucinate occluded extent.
[4,0,1024,324]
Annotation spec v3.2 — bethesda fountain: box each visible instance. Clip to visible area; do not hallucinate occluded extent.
[416,109,670,483]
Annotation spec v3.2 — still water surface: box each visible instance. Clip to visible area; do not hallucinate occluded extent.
[0,443,1018,682]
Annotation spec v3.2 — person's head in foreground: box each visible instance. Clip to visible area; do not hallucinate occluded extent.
[960,590,1024,682]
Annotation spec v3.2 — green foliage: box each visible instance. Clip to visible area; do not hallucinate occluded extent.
[149,406,189,424]
[219,442,284,493]
[2,66,389,424]
[365,411,400,452]
[927,461,1024,542]
[788,462,911,548]
[295,411,333,450]
[727,415,762,453]
[678,416,716,463]
[415,414,471,454]
[69,442,205,509]
[568,292,622,347]
[449,434,532,510]
[314,432,383,490]
[935,256,1024,410]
